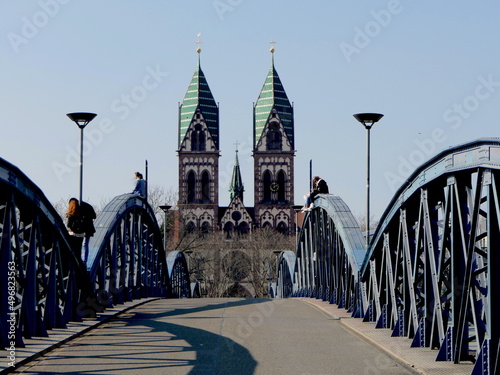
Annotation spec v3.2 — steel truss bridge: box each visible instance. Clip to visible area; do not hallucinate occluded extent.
[0,157,190,350]
[276,138,500,375]
[1,138,500,375]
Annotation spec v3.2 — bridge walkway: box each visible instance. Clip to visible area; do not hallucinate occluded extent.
[9,298,419,375]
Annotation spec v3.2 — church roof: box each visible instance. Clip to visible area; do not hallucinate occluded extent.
[229,149,244,202]
[254,57,294,149]
[179,62,219,148]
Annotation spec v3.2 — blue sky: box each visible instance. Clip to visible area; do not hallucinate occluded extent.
[2,1,500,222]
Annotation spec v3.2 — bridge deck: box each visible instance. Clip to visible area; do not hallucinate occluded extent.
[7,298,422,375]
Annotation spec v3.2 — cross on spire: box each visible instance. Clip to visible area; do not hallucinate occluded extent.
[196,32,203,53]
[269,40,276,53]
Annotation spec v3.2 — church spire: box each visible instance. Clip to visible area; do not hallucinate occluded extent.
[229,146,244,202]
[178,35,219,149]
[253,43,294,149]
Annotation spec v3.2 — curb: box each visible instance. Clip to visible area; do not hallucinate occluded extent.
[298,298,425,375]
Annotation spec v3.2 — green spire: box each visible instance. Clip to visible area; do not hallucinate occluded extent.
[229,148,244,202]
[254,52,294,148]
[179,58,219,149]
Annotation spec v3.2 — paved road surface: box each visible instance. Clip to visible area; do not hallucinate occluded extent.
[12,298,415,375]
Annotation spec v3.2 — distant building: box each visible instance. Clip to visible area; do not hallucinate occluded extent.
[176,48,296,237]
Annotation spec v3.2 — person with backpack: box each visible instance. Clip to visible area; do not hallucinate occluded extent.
[67,198,85,251]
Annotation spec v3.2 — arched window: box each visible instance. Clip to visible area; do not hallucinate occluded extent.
[224,222,234,238]
[263,170,272,202]
[201,221,210,234]
[239,221,249,235]
[186,221,196,234]
[277,170,286,202]
[201,170,210,203]
[191,124,206,151]
[266,122,282,150]
[277,221,288,235]
[187,170,196,203]
[262,221,272,229]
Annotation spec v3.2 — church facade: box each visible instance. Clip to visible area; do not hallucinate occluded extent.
[176,49,296,236]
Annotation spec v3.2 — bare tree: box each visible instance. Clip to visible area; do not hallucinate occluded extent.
[356,214,379,233]
[171,226,294,298]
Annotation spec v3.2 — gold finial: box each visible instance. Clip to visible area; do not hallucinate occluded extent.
[196,33,202,53]
[269,40,276,53]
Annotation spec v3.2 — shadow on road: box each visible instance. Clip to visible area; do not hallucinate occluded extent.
[10,298,267,375]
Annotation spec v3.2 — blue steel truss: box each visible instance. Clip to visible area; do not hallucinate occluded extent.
[277,138,500,375]
[287,195,366,317]
[0,157,93,348]
[0,159,190,351]
[362,138,500,374]
[166,251,191,298]
[276,251,296,298]
[87,194,170,307]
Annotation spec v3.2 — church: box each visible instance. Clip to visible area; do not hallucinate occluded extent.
[176,45,296,237]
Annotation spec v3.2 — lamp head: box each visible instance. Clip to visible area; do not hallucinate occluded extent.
[353,113,384,129]
[67,112,97,129]
[159,205,172,212]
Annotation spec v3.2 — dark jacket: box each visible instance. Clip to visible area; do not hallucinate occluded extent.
[80,201,96,236]
[310,179,329,201]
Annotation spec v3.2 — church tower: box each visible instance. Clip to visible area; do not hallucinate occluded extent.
[253,47,295,233]
[177,47,220,232]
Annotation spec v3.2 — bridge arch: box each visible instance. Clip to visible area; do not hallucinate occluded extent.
[166,250,191,298]
[0,157,93,347]
[275,251,296,298]
[87,194,169,305]
[362,138,500,370]
[282,195,366,316]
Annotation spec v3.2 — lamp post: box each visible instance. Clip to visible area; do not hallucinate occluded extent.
[183,249,193,282]
[159,205,172,251]
[292,205,303,248]
[353,113,384,249]
[67,112,97,203]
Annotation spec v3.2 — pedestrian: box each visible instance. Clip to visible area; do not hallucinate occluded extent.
[66,198,85,252]
[80,200,96,263]
[132,172,146,197]
[302,176,329,212]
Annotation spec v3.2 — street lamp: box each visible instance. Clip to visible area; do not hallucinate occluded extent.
[353,113,384,249]
[67,112,97,203]
[159,205,172,251]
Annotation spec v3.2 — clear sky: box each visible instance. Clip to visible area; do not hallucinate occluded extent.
[2,1,500,222]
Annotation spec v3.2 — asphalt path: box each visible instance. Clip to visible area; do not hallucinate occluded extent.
[12,298,415,375]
